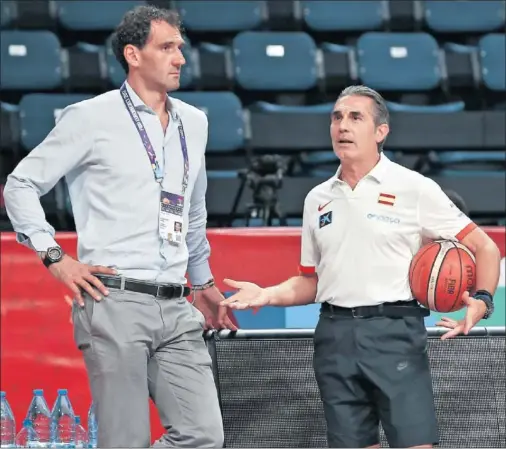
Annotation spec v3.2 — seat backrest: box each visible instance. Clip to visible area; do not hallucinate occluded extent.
[424,0,505,32]
[232,31,318,90]
[356,32,441,91]
[0,102,20,152]
[177,0,264,31]
[170,91,245,152]
[302,0,386,31]
[18,94,94,150]
[0,1,16,29]
[479,34,506,91]
[57,0,146,31]
[0,30,62,90]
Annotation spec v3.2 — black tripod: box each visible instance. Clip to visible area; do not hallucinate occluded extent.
[229,155,289,227]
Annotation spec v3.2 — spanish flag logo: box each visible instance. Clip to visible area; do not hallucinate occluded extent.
[378,193,395,206]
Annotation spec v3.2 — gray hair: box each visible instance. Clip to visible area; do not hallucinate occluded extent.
[337,85,389,151]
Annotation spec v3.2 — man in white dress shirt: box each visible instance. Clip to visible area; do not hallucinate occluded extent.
[4,5,235,448]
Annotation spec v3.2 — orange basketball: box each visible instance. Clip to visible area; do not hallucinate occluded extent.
[409,240,476,313]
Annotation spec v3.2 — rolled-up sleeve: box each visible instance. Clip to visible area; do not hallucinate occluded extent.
[186,154,213,285]
[3,103,94,251]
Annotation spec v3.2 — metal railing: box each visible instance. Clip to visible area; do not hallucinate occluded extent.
[205,327,506,448]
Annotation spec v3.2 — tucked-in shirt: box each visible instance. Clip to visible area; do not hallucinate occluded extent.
[3,82,213,285]
[299,153,476,307]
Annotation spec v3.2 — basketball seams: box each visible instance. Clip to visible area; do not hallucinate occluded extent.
[430,241,449,311]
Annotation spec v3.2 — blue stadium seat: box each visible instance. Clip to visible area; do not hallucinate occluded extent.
[18,94,93,150]
[302,0,386,31]
[176,1,264,32]
[424,1,505,33]
[170,92,244,152]
[57,1,146,31]
[0,30,62,90]
[0,1,16,29]
[479,34,506,91]
[386,101,465,113]
[104,35,195,89]
[232,31,318,91]
[356,32,442,91]
[0,102,20,153]
[232,217,303,227]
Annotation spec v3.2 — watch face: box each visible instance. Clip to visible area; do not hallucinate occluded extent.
[47,247,63,262]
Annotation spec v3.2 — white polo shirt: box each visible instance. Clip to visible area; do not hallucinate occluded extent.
[299,154,476,308]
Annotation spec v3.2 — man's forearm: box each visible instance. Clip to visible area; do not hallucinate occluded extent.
[475,240,501,295]
[265,275,318,307]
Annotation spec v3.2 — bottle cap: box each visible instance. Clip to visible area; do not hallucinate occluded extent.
[0,392,5,398]
[23,419,32,427]
[57,389,68,395]
[33,389,44,395]
[75,416,81,424]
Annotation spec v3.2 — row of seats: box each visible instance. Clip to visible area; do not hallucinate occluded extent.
[1,1,505,33]
[2,93,505,170]
[1,30,504,94]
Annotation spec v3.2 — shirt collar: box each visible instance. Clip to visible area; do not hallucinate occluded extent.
[332,152,390,188]
[123,81,175,116]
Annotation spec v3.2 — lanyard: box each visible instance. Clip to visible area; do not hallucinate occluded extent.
[120,84,189,194]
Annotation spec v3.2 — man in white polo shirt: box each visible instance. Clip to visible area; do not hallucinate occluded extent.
[222,85,501,448]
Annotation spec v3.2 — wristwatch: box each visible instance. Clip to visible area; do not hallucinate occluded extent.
[473,290,494,319]
[42,246,64,268]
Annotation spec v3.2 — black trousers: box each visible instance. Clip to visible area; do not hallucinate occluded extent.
[313,307,440,448]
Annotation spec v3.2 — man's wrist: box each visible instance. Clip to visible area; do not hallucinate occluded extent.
[473,290,494,319]
[192,278,215,291]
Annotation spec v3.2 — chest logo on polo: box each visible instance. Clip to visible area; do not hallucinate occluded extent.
[319,211,332,228]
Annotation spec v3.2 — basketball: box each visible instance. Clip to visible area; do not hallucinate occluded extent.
[409,240,476,313]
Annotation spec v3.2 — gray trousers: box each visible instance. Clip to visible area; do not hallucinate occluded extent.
[72,288,224,448]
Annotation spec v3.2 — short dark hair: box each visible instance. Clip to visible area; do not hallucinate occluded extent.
[111,5,182,73]
[338,85,389,152]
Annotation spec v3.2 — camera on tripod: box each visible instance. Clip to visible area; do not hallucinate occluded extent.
[230,155,290,226]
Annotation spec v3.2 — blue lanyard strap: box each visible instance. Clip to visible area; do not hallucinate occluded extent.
[120,84,189,193]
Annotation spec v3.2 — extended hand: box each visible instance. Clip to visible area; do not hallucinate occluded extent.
[436,291,488,340]
[221,279,271,310]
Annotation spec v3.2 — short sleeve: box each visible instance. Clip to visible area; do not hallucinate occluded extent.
[418,179,476,241]
[299,198,319,275]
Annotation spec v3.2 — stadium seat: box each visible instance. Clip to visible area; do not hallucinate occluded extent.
[176,1,264,32]
[57,1,146,31]
[0,30,63,90]
[0,1,15,29]
[424,1,505,33]
[18,94,93,150]
[443,43,477,89]
[302,0,386,31]
[170,91,245,152]
[12,0,57,29]
[385,101,465,113]
[479,34,506,91]
[0,102,20,153]
[320,43,354,91]
[64,42,106,91]
[198,42,232,89]
[430,151,506,170]
[356,32,442,91]
[232,31,318,91]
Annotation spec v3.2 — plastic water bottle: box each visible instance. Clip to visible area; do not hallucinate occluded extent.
[86,404,97,449]
[25,389,51,447]
[50,390,75,448]
[0,391,16,448]
[14,419,39,448]
[73,417,87,449]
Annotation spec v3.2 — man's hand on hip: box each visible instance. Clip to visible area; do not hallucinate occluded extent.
[49,255,117,306]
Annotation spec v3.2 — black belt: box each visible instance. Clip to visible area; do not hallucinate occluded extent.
[321,300,430,318]
[96,275,191,299]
